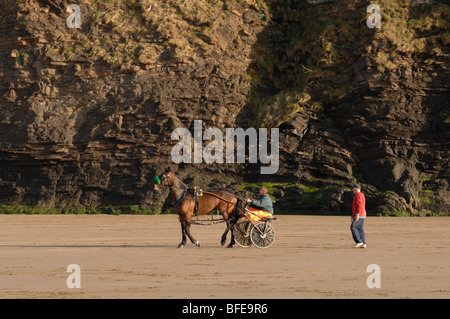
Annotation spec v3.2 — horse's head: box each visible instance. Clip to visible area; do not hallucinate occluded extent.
[153,167,174,191]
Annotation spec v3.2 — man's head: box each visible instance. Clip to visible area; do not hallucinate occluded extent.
[259,186,269,196]
[352,184,361,195]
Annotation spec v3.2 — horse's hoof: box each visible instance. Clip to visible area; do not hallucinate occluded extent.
[226,244,233,248]
[178,243,185,248]
[195,241,200,247]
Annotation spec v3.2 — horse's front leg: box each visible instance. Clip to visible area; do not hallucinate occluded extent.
[178,220,187,248]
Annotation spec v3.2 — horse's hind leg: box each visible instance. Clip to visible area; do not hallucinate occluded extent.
[221,204,239,248]
[185,221,200,247]
[222,219,236,248]
[221,225,229,247]
[230,227,236,247]
[228,219,239,248]
[229,213,240,247]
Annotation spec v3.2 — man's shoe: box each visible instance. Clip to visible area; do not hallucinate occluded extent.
[361,244,367,248]
[353,243,363,248]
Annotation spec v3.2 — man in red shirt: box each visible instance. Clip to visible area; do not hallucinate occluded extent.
[351,184,367,248]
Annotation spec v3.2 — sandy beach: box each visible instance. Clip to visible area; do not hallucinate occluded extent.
[0,214,449,299]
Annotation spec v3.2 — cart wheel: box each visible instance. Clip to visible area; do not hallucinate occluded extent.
[233,220,252,248]
[250,222,275,249]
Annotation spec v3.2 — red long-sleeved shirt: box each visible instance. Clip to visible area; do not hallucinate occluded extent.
[352,192,367,219]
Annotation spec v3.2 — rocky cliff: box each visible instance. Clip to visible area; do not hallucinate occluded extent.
[0,0,448,215]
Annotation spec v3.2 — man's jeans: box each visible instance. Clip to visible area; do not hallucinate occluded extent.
[351,218,366,244]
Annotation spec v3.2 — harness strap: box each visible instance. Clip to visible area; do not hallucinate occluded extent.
[174,185,188,209]
[174,185,196,210]
[194,187,199,216]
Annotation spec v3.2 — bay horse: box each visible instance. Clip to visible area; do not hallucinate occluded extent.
[153,167,240,248]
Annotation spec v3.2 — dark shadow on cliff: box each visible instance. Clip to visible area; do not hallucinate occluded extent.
[348,1,450,215]
[244,0,450,215]
[236,0,383,214]
[406,1,450,214]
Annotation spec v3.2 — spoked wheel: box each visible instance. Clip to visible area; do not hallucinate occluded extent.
[233,220,252,248]
[250,221,275,249]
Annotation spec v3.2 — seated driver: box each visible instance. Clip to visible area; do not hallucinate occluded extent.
[246,186,274,215]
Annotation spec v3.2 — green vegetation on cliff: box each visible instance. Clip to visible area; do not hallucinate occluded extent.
[7,0,269,70]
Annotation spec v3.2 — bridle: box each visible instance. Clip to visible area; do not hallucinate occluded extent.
[155,171,174,188]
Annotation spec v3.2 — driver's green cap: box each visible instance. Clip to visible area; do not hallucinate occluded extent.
[154,176,161,184]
